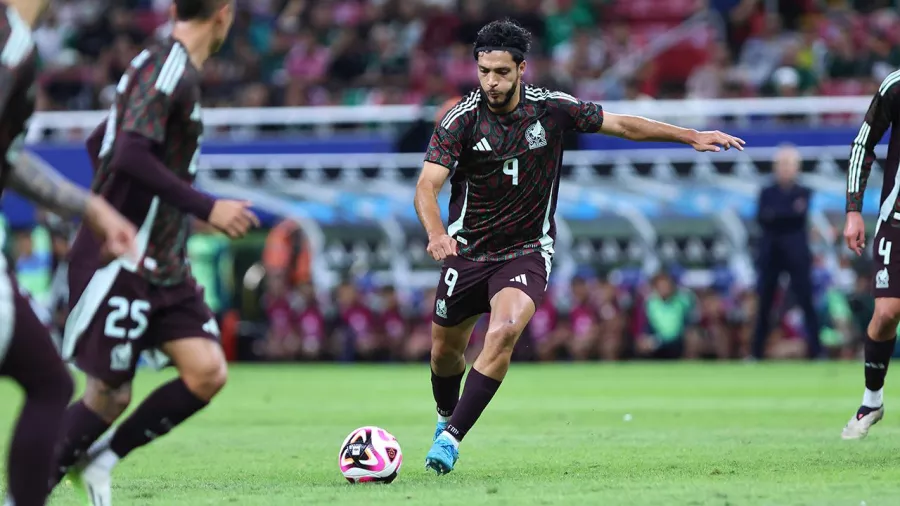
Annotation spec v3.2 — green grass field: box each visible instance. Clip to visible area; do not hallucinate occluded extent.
[1,362,898,505]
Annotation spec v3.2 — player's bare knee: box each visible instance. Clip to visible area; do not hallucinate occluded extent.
[483,324,521,356]
[870,302,900,340]
[84,378,132,423]
[180,358,228,401]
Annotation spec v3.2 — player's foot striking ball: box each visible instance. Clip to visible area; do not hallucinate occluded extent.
[49,2,259,504]
[0,2,137,505]
[841,67,900,440]
[414,18,745,475]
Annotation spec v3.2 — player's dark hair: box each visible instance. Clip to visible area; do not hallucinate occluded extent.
[473,19,532,64]
[174,0,229,21]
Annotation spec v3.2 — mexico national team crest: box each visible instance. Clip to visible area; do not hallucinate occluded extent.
[526,120,547,150]
[876,268,890,289]
[435,299,448,319]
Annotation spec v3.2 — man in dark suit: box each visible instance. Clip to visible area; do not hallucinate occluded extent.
[752,144,822,359]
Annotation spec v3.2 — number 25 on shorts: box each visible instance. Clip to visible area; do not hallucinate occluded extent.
[105,296,151,340]
[880,237,892,265]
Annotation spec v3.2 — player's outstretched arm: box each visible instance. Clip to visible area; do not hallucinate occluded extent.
[415,161,456,261]
[844,73,899,255]
[599,112,745,152]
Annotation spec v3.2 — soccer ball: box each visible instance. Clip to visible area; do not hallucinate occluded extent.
[338,426,403,483]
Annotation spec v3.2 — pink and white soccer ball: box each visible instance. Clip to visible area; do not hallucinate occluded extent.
[338,426,403,483]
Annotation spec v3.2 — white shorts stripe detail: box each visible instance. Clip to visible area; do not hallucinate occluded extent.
[0,254,14,366]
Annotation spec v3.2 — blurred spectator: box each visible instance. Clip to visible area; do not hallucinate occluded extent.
[636,272,699,359]
[262,219,311,289]
[188,219,234,319]
[334,279,386,361]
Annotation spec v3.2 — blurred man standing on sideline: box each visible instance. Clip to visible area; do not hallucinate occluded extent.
[751,144,822,359]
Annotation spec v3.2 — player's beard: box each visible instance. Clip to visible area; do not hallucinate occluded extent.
[483,80,518,110]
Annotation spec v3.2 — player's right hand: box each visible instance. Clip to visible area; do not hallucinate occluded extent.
[426,233,457,261]
[84,195,138,262]
[209,200,260,239]
[843,211,866,256]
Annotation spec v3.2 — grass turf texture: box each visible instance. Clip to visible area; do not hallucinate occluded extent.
[1,362,897,505]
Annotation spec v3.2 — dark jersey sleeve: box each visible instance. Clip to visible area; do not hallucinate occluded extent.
[424,101,470,170]
[847,76,899,212]
[554,93,604,133]
[120,63,175,144]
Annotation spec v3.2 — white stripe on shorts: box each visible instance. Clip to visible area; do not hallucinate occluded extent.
[0,254,16,366]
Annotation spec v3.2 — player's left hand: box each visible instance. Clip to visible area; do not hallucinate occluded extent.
[690,130,745,152]
[84,195,138,262]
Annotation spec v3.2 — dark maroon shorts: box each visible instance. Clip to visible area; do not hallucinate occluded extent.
[432,252,551,327]
[63,265,219,387]
[873,220,900,298]
[0,267,62,376]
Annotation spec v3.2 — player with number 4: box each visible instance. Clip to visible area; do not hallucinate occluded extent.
[840,68,900,440]
[413,19,745,475]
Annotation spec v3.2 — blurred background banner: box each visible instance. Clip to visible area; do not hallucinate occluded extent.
[7,0,900,364]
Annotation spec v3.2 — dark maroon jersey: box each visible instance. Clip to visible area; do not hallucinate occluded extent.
[424,85,603,262]
[847,70,900,220]
[0,5,37,194]
[70,39,203,285]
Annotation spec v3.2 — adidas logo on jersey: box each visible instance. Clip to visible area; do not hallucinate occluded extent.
[473,138,492,152]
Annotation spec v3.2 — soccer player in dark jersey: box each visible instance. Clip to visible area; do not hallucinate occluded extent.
[0,1,137,505]
[417,20,745,474]
[49,1,256,503]
[840,69,900,440]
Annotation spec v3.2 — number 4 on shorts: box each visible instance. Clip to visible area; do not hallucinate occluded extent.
[880,237,892,266]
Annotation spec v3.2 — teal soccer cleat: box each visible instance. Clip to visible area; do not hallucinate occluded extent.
[424,432,459,475]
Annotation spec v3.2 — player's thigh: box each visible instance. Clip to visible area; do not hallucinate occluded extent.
[432,256,492,328]
[66,268,153,389]
[431,314,481,356]
[486,253,549,334]
[151,284,226,383]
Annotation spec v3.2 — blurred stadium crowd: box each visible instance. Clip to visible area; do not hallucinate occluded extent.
[0,212,888,364]
[34,0,900,112]
[8,0,900,363]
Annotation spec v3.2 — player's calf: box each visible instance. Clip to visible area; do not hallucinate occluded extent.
[53,379,130,488]
[843,298,900,439]
[171,338,229,401]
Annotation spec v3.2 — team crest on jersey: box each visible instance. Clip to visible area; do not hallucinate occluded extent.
[526,120,547,150]
[435,299,448,319]
[877,268,890,289]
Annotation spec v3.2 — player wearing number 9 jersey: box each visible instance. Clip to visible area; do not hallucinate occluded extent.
[416,19,746,475]
[50,2,256,505]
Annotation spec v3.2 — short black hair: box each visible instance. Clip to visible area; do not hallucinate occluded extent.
[174,0,230,21]
[473,19,532,64]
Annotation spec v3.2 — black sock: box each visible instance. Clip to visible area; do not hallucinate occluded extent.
[108,379,208,459]
[445,369,501,442]
[54,401,112,486]
[431,369,464,418]
[865,336,896,392]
